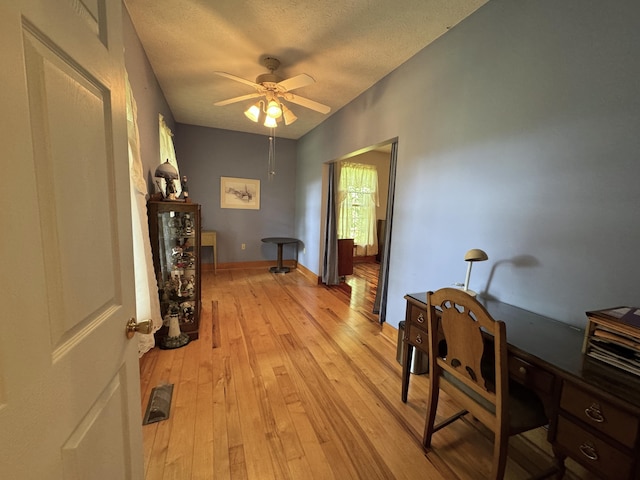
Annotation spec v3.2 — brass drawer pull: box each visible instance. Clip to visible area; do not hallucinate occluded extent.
[578,442,599,461]
[417,313,425,323]
[415,334,423,344]
[585,403,605,423]
[518,366,527,375]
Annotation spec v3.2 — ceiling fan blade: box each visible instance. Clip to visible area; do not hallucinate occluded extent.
[214,71,260,89]
[277,73,315,92]
[214,92,261,106]
[285,94,331,114]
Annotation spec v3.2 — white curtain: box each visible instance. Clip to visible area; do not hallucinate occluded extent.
[159,114,181,197]
[337,162,379,256]
[126,73,162,356]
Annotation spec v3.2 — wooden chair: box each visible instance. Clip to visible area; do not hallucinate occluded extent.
[422,288,551,480]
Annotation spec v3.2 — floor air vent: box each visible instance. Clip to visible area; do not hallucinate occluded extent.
[143,384,174,425]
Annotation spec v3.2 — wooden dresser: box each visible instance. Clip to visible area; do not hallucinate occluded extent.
[401,292,640,479]
[337,238,354,277]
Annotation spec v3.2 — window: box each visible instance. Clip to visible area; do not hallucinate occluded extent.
[159,114,181,196]
[337,162,379,256]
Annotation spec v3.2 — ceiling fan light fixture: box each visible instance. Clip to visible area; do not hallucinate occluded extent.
[282,104,297,125]
[266,100,282,119]
[264,115,278,128]
[214,57,330,129]
[244,102,263,122]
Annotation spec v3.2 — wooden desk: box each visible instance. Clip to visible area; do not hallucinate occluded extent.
[261,237,299,274]
[201,231,217,273]
[402,292,640,480]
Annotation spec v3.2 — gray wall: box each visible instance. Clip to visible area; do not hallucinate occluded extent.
[174,125,298,264]
[296,0,640,329]
[122,5,175,192]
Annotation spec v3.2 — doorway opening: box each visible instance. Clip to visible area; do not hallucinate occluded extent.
[321,139,397,324]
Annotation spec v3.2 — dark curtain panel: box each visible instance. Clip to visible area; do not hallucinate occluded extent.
[322,163,340,285]
[373,142,398,322]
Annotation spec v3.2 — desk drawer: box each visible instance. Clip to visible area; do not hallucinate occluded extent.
[560,381,638,448]
[508,356,554,396]
[408,304,427,327]
[406,303,429,350]
[556,415,633,479]
[406,324,429,350]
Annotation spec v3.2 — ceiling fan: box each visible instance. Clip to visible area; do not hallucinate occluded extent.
[213,57,331,127]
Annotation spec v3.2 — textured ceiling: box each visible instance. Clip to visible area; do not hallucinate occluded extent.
[124,0,487,140]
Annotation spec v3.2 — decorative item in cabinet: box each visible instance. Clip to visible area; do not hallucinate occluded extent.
[147,200,201,347]
[583,307,640,376]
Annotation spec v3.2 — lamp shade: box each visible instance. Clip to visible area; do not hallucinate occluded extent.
[154,160,178,180]
[244,102,262,123]
[266,100,282,119]
[263,115,278,128]
[282,104,297,125]
[464,249,488,262]
[463,248,488,295]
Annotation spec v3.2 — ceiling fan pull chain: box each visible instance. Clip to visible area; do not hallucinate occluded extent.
[268,130,276,179]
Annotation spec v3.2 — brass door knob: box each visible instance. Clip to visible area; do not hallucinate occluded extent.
[126,318,153,339]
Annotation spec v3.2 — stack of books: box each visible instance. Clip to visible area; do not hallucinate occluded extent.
[583,307,640,376]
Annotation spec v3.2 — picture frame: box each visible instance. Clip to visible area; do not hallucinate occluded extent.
[220,176,260,210]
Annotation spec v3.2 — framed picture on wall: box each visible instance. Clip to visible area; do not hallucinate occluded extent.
[220,176,260,210]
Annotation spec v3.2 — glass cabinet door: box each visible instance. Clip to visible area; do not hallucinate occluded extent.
[148,201,201,342]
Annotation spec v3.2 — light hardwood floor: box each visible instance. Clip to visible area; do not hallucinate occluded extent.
[139,265,594,479]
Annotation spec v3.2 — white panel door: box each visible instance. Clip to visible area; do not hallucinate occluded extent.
[0,1,143,479]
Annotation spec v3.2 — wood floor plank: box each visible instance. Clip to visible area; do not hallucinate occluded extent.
[217,293,246,480]
[139,346,165,475]
[276,331,400,479]
[211,348,232,480]
[190,301,215,480]
[226,294,278,480]
[240,283,318,479]
[139,346,159,407]
[145,346,187,480]
[161,335,200,480]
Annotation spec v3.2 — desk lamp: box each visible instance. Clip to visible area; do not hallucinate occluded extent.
[463,248,488,296]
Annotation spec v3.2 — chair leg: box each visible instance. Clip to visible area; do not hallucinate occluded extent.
[551,445,566,479]
[422,367,441,450]
[492,427,509,480]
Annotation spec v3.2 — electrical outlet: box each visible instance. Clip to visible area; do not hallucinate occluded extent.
[241,243,246,250]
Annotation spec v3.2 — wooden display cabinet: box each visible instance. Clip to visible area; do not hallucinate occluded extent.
[147,200,201,344]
